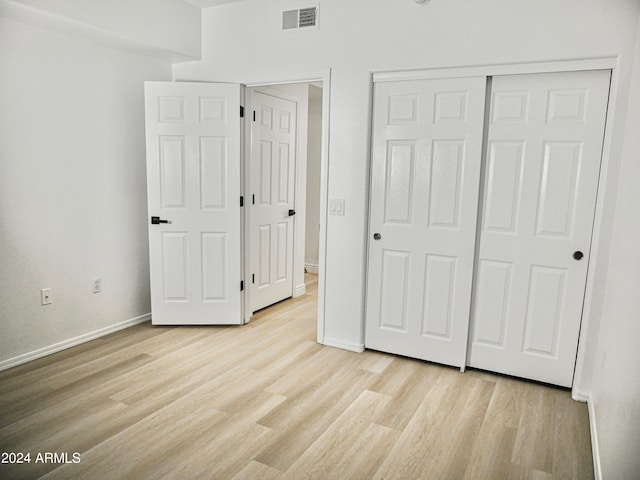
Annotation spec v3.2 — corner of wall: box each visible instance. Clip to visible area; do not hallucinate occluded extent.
[0,0,202,62]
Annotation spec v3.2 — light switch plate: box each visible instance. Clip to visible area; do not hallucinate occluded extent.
[329,198,345,216]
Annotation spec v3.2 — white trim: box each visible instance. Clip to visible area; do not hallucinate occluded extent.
[573,62,619,397]
[240,85,249,324]
[0,313,151,372]
[362,72,376,356]
[242,68,331,343]
[571,389,590,403]
[317,69,331,345]
[372,57,618,83]
[242,85,252,324]
[323,337,365,353]
[294,283,306,298]
[588,399,603,480]
[305,263,319,274]
[245,70,328,88]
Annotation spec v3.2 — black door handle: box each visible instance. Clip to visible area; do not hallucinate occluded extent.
[373,233,382,240]
[573,251,584,261]
[288,209,296,217]
[151,216,170,225]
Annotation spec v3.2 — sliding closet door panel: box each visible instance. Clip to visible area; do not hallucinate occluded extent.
[365,77,486,368]
[469,70,610,387]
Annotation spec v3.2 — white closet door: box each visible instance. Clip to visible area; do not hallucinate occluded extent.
[365,77,487,368]
[468,70,610,386]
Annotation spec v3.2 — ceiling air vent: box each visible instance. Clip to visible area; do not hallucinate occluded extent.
[298,7,317,27]
[282,6,318,30]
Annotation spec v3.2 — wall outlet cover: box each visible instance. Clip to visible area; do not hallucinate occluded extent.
[41,288,52,305]
[329,198,345,216]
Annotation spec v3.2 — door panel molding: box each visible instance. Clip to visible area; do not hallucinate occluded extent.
[365,76,487,369]
[468,70,611,387]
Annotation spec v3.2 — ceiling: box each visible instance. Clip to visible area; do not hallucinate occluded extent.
[182,0,245,8]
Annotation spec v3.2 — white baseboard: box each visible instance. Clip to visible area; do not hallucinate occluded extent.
[322,336,365,353]
[572,389,590,403]
[293,283,306,298]
[305,263,319,274]
[0,313,151,372]
[588,398,603,480]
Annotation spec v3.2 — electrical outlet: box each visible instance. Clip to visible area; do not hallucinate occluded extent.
[329,198,345,216]
[41,288,52,305]
[92,277,102,294]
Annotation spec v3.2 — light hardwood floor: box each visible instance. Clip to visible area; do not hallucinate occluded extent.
[0,274,593,480]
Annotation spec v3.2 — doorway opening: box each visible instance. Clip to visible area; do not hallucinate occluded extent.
[245,81,324,325]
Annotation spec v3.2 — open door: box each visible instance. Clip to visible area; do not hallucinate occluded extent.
[144,82,243,325]
[250,90,298,312]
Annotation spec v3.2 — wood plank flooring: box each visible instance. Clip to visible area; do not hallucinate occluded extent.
[0,274,593,479]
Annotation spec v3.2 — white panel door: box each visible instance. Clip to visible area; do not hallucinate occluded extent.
[468,70,610,386]
[250,92,297,312]
[144,82,243,325]
[365,77,487,368]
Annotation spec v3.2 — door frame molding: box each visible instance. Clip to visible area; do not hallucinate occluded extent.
[370,56,619,399]
[243,69,331,343]
[372,57,616,82]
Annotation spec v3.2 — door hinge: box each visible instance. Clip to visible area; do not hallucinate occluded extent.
[241,280,244,291]
[240,106,245,118]
[253,110,256,122]
[252,194,255,205]
[252,274,255,284]
[240,196,244,207]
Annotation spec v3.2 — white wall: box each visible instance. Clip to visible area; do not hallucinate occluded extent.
[305,85,323,271]
[175,0,640,355]
[0,11,173,366]
[589,14,640,480]
[2,0,201,60]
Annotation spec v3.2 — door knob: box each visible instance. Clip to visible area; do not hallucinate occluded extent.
[373,233,382,240]
[288,209,296,216]
[151,216,171,225]
[573,251,584,261]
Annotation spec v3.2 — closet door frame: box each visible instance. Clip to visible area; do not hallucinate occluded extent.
[369,56,618,400]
